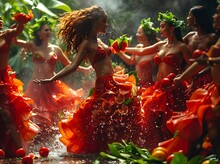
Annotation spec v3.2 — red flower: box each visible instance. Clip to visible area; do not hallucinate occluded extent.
[110,34,131,53]
[111,40,120,53]
[13,10,34,23]
[193,49,206,58]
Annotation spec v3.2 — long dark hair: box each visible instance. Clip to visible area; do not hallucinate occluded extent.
[57,5,106,53]
[191,5,214,33]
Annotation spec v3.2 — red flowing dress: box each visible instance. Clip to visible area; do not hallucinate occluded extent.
[25,53,84,125]
[159,83,218,156]
[138,53,188,151]
[159,47,220,156]
[0,66,39,157]
[58,47,141,154]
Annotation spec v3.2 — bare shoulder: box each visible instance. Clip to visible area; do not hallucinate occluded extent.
[183,31,195,38]
[179,41,189,48]
[209,33,218,43]
[155,40,166,46]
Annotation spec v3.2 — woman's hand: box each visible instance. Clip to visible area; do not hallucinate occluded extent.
[173,75,182,88]
[33,78,53,84]
[189,55,209,65]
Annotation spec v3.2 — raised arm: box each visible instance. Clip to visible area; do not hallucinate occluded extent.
[56,45,93,74]
[125,41,164,56]
[116,51,135,65]
[12,38,33,50]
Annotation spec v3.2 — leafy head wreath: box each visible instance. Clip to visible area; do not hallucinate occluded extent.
[29,16,57,38]
[158,11,185,29]
[141,18,159,35]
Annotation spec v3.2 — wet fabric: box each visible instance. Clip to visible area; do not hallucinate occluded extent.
[159,83,219,156]
[138,80,188,151]
[58,70,141,154]
[25,52,84,125]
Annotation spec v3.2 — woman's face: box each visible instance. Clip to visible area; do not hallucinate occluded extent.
[187,10,195,27]
[213,5,220,29]
[136,25,148,44]
[95,14,108,33]
[37,24,52,40]
[160,21,171,38]
[0,17,3,30]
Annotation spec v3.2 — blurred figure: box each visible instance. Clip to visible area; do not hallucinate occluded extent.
[13,16,90,147]
[179,5,218,94]
[0,14,39,157]
[117,18,159,89]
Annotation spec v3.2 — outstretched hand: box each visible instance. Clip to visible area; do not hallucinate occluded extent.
[33,78,53,84]
[173,75,182,88]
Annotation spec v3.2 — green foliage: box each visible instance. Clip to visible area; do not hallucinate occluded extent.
[170,153,218,164]
[0,0,71,41]
[141,18,159,35]
[158,11,185,29]
[95,140,162,164]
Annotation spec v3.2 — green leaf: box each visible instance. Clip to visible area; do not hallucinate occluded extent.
[187,155,204,164]
[109,39,114,45]
[108,144,121,157]
[171,153,187,164]
[100,152,117,160]
[92,159,100,164]
[123,98,132,105]
[49,0,71,12]
[23,0,34,6]
[119,152,131,159]
[36,2,57,17]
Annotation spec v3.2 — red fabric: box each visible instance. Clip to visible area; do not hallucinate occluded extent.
[154,54,181,67]
[0,66,39,157]
[159,83,219,156]
[25,79,83,124]
[91,46,111,66]
[138,80,187,151]
[58,71,141,154]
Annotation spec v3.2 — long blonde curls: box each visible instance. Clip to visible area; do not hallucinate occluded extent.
[57,5,106,54]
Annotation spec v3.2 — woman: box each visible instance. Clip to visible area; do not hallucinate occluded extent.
[35,6,141,154]
[184,5,217,52]
[0,15,39,157]
[13,16,89,146]
[158,5,220,158]
[117,18,159,89]
[116,11,192,151]
[180,5,218,93]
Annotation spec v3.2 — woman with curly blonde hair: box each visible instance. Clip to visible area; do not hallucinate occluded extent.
[35,5,141,154]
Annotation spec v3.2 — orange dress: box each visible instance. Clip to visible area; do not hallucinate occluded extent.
[138,53,188,151]
[58,47,141,154]
[25,54,83,124]
[159,47,220,156]
[159,83,219,156]
[0,66,39,157]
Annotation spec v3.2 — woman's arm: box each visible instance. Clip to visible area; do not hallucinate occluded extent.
[125,41,164,56]
[56,45,93,74]
[56,45,71,66]
[182,44,193,65]
[8,21,26,38]
[116,51,135,65]
[34,40,89,83]
[174,62,205,86]
[12,38,33,50]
